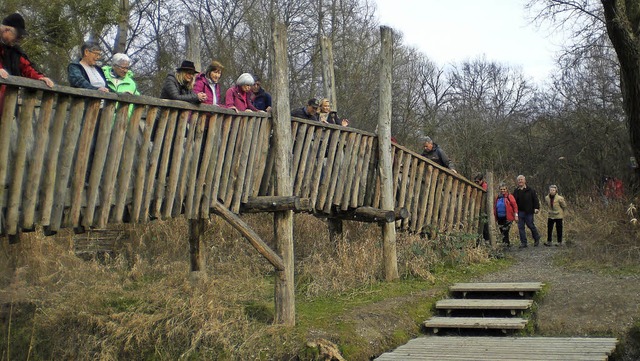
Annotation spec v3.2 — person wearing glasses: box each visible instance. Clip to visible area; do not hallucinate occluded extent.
[103,53,139,95]
[68,42,110,92]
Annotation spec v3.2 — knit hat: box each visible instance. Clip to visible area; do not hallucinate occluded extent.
[236,73,255,86]
[2,13,27,38]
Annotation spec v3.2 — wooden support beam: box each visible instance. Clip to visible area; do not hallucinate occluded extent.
[325,206,409,224]
[211,201,285,271]
[240,196,311,213]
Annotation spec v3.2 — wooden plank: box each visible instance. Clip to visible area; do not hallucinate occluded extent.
[40,95,70,226]
[351,135,372,208]
[391,148,403,202]
[307,128,331,209]
[113,103,144,222]
[290,122,308,183]
[362,139,378,207]
[224,116,248,209]
[22,92,55,229]
[131,106,158,222]
[49,97,85,231]
[162,110,189,218]
[340,133,363,211]
[423,317,528,329]
[461,184,472,230]
[438,175,454,232]
[241,116,263,203]
[97,103,129,227]
[415,164,433,234]
[6,91,38,234]
[424,169,441,228]
[249,118,273,197]
[185,113,208,218]
[301,127,324,199]
[334,132,358,210]
[83,101,117,226]
[197,113,221,217]
[173,112,198,217]
[217,115,241,202]
[323,131,348,213]
[231,116,256,213]
[293,125,316,196]
[68,98,101,228]
[142,108,171,221]
[454,180,466,231]
[0,87,18,228]
[436,299,533,310]
[450,282,544,293]
[210,114,233,204]
[408,161,425,232]
[316,129,341,211]
[152,109,178,218]
[447,178,460,231]
[400,155,418,230]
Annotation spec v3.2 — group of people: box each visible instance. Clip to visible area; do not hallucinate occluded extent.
[290,97,350,126]
[489,174,567,249]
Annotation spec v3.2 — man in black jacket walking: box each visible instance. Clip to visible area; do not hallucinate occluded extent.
[513,174,541,248]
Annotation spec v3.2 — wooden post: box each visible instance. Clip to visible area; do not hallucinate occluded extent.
[486,171,496,248]
[320,36,337,109]
[185,23,201,72]
[378,26,399,281]
[189,218,206,273]
[272,22,295,326]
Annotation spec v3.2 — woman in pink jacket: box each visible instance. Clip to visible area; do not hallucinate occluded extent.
[225,73,261,112]
[193,60,224,106]
[494,182,519,247]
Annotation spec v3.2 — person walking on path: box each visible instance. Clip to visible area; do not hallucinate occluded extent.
[513,174,541,248]
[494,182,519,247]
[544,185,566,246]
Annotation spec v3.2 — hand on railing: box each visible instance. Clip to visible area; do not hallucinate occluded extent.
[197,92,207,102]
[0,69,8,79]
[40,77,54,88]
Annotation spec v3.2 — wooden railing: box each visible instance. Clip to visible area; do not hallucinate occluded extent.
[0,76,484,236]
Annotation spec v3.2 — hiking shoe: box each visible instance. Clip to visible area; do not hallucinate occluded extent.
[555,242,562,246]
[534,240,540,247]
[518,244,527,249]
[544,242,552,247]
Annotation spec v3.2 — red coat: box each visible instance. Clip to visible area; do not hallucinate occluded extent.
[494,193,518,221]
[224,85,258,111]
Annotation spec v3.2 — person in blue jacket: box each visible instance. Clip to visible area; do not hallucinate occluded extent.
[67,42,110,92]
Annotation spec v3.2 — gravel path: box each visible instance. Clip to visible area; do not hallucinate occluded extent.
[473,243,640,336]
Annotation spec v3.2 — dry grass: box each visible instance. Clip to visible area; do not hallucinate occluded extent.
[0,214,491,360]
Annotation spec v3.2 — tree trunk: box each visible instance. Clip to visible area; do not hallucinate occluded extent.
[378,26,399,281]
[185,24,202,72]
[114,0,129,54]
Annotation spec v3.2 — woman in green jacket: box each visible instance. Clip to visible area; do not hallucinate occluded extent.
[103,53,139,95]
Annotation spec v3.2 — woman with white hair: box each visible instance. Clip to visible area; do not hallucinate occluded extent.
[224,73,261,112]
[103,53,139,94]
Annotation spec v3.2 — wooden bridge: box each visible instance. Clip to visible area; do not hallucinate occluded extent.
[0,76,484,238]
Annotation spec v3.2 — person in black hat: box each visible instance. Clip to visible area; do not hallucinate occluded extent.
[160,59,206,104]
[0,13,54,87]
[291,98,320,121]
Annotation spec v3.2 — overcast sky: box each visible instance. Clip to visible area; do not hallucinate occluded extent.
[374,0,567,84]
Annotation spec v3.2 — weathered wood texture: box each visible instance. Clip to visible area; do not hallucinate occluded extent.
[376,336,618,361]
[0,77,483,237]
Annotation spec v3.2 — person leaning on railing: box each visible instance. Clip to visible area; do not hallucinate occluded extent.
[67,42,110,93]
[160,60,206,104]
[318,98,349,127]
[103,53,139,95]
[0,13,54,114]
[291,98,320,121]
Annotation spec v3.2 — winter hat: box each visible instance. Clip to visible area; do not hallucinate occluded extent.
[236,73,255,86]
[176,60,197,73]
[2,13,27,38]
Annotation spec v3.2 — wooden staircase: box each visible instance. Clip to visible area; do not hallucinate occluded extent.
[424,282,543,334]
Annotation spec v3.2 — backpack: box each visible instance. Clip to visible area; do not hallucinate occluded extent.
[496,196,507,218]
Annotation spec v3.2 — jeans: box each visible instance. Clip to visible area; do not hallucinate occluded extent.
[547,218,563,243]
[518,211,541,245]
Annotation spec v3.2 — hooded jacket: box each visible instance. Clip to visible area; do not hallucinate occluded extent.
[103,66,139,95]
[193,72,221,105]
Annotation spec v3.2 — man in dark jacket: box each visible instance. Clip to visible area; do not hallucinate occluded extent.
[251,76,272,112]
[513,174,541,248]
[291,98,320,121]
[421,136,456,173]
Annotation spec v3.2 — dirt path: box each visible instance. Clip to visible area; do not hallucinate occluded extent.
[473,244,640,336]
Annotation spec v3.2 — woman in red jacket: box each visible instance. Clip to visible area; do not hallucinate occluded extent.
[494,183,519,247]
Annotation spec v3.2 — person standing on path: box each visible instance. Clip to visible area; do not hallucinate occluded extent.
[513,175,541,248]
[494,182,518,247]
[544,185,566,246]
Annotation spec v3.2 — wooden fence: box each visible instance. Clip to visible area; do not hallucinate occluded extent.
[0,76,484,237]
